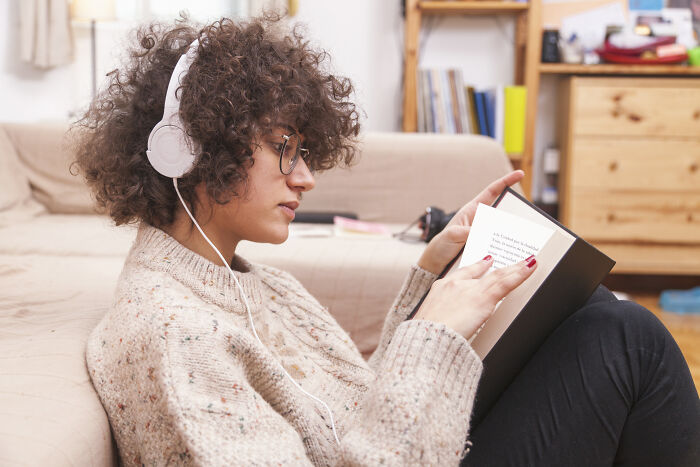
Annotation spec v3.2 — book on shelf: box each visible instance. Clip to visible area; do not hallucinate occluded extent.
[504,86,526,154]
[417,70,426,136]
[407,187,615,425]
[466,86,479,137]
[415,68,527,156]
[474,91,488,137]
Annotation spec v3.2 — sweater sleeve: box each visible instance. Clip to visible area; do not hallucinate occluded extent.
[159,306,482,466]
[368,264,437,370]
[340,319,483,465]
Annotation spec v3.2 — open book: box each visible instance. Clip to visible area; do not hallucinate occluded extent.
[407,187,615,425]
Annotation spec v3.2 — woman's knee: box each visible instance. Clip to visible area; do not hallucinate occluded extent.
[560,297,673,356]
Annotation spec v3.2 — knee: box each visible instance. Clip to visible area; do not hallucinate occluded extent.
[566,297,673,354]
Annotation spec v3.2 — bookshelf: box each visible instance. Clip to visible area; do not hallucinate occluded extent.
[402,0,542,198]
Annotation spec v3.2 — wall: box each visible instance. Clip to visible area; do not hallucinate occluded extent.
[0,0,555,197]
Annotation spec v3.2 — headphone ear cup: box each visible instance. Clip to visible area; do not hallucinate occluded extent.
[146,122,197,178]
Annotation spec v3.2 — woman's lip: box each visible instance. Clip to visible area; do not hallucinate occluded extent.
[279,204,295,220]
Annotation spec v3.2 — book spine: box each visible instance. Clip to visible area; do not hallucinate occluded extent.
[416,69,424,133]
[422,69,433,133]
[448,69,462,134]
[484,89,495,138]
[494,85,505,145]
[441,70,454,133]
[467,86,479,136]
[455,69,470,134]
[504,86,527,154]
[475,91,488,137]
[431,69,445,133]
[427,70,438,133]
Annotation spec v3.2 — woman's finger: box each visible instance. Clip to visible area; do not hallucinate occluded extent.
[449,170,525,227]
[482,257,537,306]
[448,255,494,280]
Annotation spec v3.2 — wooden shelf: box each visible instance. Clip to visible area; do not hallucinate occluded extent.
[402,0,540,197]
[419,1,529,15]
[540,63,700,76]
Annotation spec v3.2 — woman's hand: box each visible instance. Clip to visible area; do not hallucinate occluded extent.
[417,170,525,275]
[413,255,537,340]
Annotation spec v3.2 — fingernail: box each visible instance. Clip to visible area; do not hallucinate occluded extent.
[527,257,537,268]
[482,255,492,261]
[525,255,534,261]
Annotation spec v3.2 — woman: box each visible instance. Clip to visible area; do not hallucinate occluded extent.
[74,15,699,466]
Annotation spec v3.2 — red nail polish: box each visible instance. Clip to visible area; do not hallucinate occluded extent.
[527,258,537,268]
[483,255,492,261]
[525,255,534,261]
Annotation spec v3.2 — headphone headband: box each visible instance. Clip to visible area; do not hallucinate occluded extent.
[162,39,200,118]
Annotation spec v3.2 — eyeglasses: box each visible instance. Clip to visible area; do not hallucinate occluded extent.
[278,133,310,175]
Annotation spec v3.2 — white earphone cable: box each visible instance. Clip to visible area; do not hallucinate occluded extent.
[172,178,341,445]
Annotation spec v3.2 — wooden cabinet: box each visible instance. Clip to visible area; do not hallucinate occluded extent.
[559,76,700,274]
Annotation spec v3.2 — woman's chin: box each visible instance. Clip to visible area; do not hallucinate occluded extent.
[263,226,290,244]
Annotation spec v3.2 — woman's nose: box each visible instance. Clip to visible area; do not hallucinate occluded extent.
[287,157,315,192]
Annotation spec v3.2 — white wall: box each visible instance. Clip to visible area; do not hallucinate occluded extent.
[0,0,556,197]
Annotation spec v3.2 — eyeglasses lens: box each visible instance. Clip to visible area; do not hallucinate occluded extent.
[281,133,299,175]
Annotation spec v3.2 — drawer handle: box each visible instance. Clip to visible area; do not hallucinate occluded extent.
[690,163,698,173]
[609,161,619,172]
[688,213,694,223]
[607,213,616,223]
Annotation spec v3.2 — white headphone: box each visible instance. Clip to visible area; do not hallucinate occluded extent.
[145,38,341,445]
[146,39,200,178]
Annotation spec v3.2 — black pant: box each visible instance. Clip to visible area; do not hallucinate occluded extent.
[464,285,700,467]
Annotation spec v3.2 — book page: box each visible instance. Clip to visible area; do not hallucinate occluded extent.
[458,203,555,272]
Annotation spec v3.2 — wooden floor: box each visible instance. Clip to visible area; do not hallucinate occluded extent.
[604,275,700,391]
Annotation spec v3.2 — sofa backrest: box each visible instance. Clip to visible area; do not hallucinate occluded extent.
[0,122,516,222]
[1,122,95,214]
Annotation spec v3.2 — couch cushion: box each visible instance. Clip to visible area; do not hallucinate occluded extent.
[2,122,96,214]
[0,125,46,226]
[300,132,517,223]
[0,214,136,256]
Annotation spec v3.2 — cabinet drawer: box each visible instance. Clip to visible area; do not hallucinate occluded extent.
[571,77,700,138]
[569,138,700,191]
[567,189,700,244]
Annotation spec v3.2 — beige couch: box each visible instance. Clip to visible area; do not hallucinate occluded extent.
[0,122,516,466]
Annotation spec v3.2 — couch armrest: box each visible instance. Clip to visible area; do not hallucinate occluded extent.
[299,132,517,223]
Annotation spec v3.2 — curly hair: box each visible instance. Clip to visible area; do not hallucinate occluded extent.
[71,14,361,227]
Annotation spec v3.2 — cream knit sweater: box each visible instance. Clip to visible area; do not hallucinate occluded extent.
[86,223,483,466]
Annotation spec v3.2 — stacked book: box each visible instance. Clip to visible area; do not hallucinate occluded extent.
[416,68,527,155]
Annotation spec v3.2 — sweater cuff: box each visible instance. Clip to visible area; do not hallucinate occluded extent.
[392,265,438,321]
[381,319,483,414]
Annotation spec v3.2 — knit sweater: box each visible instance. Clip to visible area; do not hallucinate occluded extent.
[86,223,483,466]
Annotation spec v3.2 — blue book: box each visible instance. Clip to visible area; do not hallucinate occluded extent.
[484,89,496,138]
[474,92,489,137]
